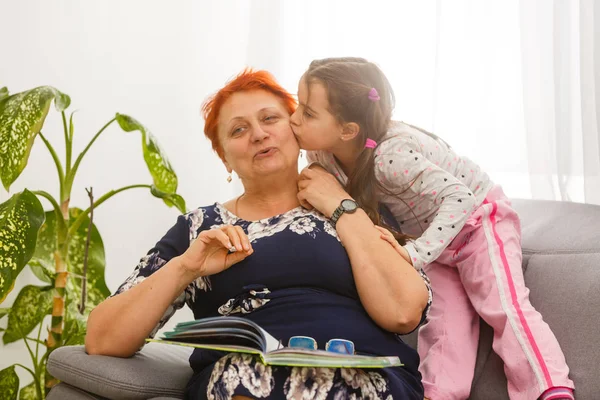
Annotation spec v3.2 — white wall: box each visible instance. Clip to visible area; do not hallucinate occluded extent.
[0,0,288,381]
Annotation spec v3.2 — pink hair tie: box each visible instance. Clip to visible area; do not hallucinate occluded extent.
[368,87,380,102]
[365,138,377,149]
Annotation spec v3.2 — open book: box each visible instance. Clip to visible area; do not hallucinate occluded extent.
[146,316,402,369]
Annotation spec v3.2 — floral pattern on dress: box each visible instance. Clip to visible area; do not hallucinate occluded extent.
[207,354,275,400]
[208,357,392,400]
[289,217,318,237]
[284,367,335,400]
[218,286,271,316]
[214,203,340,243]
[330,368,391,400]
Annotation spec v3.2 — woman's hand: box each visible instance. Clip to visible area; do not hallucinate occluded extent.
[375,226,412,264]
[178,225,253,279]
[297,166,351,217]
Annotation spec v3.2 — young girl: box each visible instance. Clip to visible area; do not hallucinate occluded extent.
[290,57,575,400]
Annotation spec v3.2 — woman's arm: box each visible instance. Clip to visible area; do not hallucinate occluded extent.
[297,168,429,334]
[85,224,253,357]
[335,208,429,334]
[85,257,194,357]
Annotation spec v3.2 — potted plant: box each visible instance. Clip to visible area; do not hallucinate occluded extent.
[0,85,186,399]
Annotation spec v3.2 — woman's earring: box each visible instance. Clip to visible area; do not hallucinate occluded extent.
[227,173,232,183]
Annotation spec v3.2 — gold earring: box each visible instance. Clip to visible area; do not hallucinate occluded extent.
[227,173,232,183]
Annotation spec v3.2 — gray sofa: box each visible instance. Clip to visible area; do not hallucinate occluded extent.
[47,199,600,399]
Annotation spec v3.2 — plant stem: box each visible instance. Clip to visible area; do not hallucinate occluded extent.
[19,327,43,399]
[32,191,62,219]
[62,112,72,178]
[27,337,45,347]
[33,191,67,242]
[21,336,38,372]
[38,132,65,199]
[79,187,94,314]
[14,363,37,382]
[66,117,116,193]
[35,321,43,362]
[67,184,151,238]
[45,249,68,393]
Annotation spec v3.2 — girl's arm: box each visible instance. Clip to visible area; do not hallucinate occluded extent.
[374,136,477,270]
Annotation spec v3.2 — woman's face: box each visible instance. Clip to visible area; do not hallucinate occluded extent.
[290,75,343,151]
[218,90,299,181]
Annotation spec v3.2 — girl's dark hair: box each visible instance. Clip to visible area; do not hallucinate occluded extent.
[305,57,415,244]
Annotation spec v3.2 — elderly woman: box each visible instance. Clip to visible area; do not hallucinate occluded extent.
[85,69,432,400]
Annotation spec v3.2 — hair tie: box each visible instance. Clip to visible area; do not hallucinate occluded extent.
[365,138,377,149]
[368,88,380,102]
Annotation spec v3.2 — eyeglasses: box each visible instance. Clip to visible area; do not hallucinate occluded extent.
[287,336,355,355]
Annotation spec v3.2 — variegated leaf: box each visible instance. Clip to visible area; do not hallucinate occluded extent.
[150,186,186,213]
[62,299,87,346]
[115,113,179,198]
[0,307,9,319]
[0,190,45,303]
[3,285,52,344]
[65,208,109,314]
[0,86,70,191]
[18,381,37,400]
[0,87,8,102]
[0,366,19,400]
[29,208,109,314]
[28,211,58,284]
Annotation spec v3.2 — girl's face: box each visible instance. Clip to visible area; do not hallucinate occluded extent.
[218,89,299,181]
[290,75,343,151]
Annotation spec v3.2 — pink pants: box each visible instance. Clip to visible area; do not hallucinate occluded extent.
[418,186,574,400]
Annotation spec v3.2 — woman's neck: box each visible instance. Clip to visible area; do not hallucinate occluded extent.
[232,172,301,220]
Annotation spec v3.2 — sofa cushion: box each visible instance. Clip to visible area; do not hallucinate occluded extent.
[47,343,193,399]
[47,383,106,400]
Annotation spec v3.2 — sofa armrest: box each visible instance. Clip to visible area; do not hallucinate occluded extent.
[47,343,193,400]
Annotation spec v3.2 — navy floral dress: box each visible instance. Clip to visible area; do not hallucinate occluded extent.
[113,203,433,400]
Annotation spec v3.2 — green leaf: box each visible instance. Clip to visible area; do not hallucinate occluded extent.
[0,190,45,303]
[28,264,54,284]
[31,208,109,314]
[0,366,19,400]
[65,208,110,314]
[0,86,70,191]
[115,113,179,200]
[0,307,9,319]
[3,285,52,344]
[27,211,58,285]
[150,186,186,213]
[0,87,8,102]
[62,299,87,346]
[18,381,37,400]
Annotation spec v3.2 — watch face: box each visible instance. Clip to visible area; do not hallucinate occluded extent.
[341,199,358,211]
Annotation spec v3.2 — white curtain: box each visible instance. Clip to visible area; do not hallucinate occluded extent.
[250,0,600,204]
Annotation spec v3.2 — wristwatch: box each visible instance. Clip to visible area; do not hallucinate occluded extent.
[330,199,360,228]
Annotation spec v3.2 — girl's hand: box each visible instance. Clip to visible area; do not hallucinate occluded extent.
[297,164,329,210]
[374,225,412,264]
[178,225,253,279]
[297,167,351,217]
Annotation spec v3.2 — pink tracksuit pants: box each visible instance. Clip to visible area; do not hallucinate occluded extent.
[418,186,574,400]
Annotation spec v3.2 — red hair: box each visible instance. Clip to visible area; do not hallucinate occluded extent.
[202,68,297,160]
